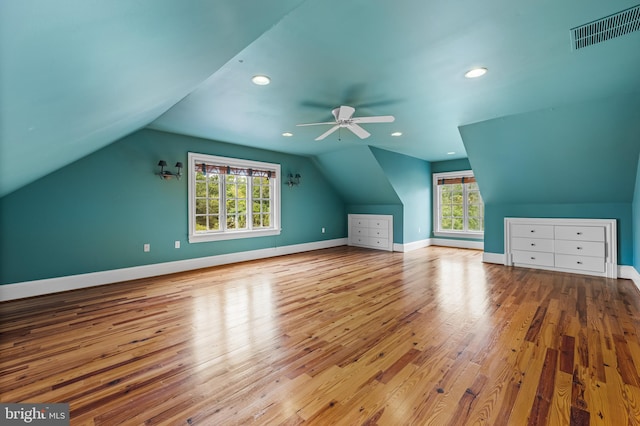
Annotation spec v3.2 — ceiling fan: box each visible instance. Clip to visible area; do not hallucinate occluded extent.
[296,105,395,141]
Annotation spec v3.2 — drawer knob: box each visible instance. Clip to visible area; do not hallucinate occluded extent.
[530,257,536,260]
[530,243,535,246]
[577,261,583,264]
[577,247,582,250]
[530,230,535,233]
[577,232,582,235]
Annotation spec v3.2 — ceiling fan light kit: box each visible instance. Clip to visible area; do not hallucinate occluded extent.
[296,105,395,141]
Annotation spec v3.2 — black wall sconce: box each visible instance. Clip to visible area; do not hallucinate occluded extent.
[157,161,183,180]
[287,173,301,187]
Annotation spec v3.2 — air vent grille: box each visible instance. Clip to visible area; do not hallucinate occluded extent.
[571,4,640,50]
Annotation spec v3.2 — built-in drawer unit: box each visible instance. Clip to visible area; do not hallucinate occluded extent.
[504,218,617,278]
[348,214,394,252]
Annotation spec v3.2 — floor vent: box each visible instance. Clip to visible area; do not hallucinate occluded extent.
[571,4,640,50]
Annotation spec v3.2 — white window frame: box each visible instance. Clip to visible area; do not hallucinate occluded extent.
[433,170,484,239]
[188,152,281,243]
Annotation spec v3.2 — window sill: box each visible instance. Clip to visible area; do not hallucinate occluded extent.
[434,231,484,240]
[189,228,281,243]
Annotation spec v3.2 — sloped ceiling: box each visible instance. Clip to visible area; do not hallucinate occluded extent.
[460,93,640,204]
[0,0,305,196]
[1,0,640,197]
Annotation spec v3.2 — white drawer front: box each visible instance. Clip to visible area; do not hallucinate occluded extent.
[353,219,370,228]
[511,224,554,239]
[554,225,604,242]
[368,227,389,238]
[352,226,368,237]
[512,250,554,267]
[369,238,389,249]
[352,236,371,246]
[511,237,554,253]
[554,240,604,257]
[369,219,388,229]
[555,254,605,273]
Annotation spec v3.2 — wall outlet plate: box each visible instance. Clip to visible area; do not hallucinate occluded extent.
[143,243,150,252]
[175,241,180,249]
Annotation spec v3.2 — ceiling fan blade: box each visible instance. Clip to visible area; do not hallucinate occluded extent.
[334,105,355,121]
[296,122,337,127]
[351,115,395,124]
[315,125,340,141]
[347,123,371,139]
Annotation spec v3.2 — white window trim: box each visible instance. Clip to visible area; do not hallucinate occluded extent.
[432,170,484,239]
[188,152,281,243]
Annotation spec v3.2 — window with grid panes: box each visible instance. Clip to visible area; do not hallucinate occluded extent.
[188,153,280,243]
[433,171,484,238]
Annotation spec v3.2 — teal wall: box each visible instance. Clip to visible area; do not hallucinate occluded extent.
[0,129,346,285]
[460,94,640,264]
[370,147,431,244]
[634,152,640,270]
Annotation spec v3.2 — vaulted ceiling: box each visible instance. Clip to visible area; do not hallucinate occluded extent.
[2,0,639,197]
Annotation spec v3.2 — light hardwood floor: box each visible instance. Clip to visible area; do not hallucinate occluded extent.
[1,246,640,425]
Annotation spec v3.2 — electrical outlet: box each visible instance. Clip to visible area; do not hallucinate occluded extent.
[175,241,180,249]
[322,227,325,233]
[143,243,150,252]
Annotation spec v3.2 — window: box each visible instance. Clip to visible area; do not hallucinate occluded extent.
[188,152,281,243]
[433,170,484,238]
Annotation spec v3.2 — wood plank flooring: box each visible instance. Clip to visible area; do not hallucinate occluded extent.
[1,246,640,425]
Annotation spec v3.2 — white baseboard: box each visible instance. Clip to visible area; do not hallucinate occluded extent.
[431,238,484,250]
[394,239,432,252]
[619,265,640,292]
[482,252,506,264]
[0,238,348,302]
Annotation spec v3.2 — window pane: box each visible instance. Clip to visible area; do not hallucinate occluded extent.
[467,182,478,191]
[226,199,236,214]
[196,181,206,197]
[238,214,247,229]
[442,205,452,217]
[468,204,479,218]
[262,200,270,212]
[263,214,270,227]
[253,214,262,227]
[441,217,452,229]
[453,193,463,204]
[453,204,464,217]
[208,215,219,231]
[208,199,219,214]
[468,191,479,204]
[253,201,261,213]
[453,218,464,230]
[252,186,260,198]
[238,200,246,214]
[227,216,236,229]
[195,215,207,231]
[207,178,219,197]
[196,198,207,215]
[441,189,451,203]
[468,218,480,231]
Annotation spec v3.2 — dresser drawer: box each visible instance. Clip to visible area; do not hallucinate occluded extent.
[554,240,604,257]
[511,250,554,267]
[368,227,389,238]
[352,218,370,228]
[369,238,389,249]
[555,254,604,273]
[351,236,371,246]
[369,219,388,229]
[511,237,554,253]
[511,224,554,239]
[555,225,604,242]
[352,226,368,237]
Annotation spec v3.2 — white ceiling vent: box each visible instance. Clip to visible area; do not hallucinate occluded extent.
[571,4,640,50]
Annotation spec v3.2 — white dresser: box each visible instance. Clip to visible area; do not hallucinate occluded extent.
[348,214,394,251]
[504,218,617,278]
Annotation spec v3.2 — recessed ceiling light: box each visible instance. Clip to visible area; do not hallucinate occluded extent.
[282,132,293,137]
[251,75,271,85]
[447,151,456,155]
[391,132,402,137]
[464,67,487,78]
